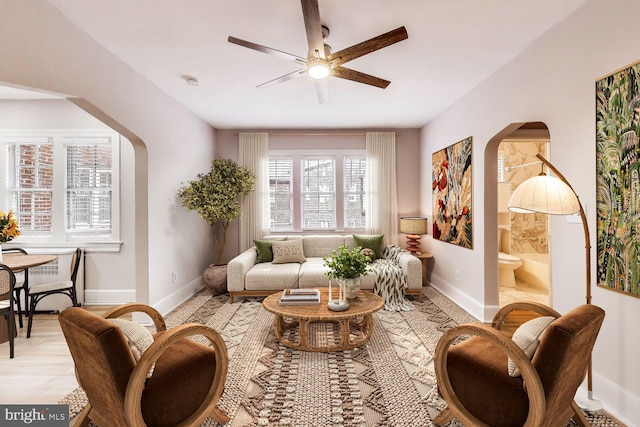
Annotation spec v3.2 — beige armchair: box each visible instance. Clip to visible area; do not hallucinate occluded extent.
[58,303,229,427]
[433,301,605,427]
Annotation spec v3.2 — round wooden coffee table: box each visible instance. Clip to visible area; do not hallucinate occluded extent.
[262,288,384,352]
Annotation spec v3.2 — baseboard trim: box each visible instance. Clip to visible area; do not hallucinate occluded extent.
[84,277,204,318]
[152,277,204,317]
[84,289,136,306]
[429,273,489,322]
[579,372,640,427]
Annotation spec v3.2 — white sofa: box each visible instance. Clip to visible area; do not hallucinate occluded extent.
[227,235,422,303]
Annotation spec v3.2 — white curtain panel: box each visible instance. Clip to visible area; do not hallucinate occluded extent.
[239,132,270,251]
[365,132,398,245]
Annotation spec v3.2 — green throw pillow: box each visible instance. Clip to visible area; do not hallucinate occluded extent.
[353,234,385,259]
[254,238,287,263]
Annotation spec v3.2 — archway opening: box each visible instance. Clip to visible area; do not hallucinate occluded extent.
[484,122,551,309]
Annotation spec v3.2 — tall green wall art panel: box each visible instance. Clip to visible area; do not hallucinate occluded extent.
[596,60,640,298]
[432,136,473,249]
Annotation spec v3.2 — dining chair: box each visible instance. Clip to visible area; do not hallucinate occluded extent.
[1,247,28,328]
[25,248,82,338]
[0,264,16,358]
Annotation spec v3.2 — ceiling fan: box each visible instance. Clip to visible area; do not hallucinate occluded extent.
[228,0,408,103]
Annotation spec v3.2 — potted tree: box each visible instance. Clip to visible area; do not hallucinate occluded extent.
[178,158,256,295]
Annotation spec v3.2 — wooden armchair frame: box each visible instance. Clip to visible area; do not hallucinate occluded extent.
[433,302,591,427]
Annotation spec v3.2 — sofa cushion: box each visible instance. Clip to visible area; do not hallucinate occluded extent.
[353,234,385,259]
[272,239,307,264]
[302,235,346,258]
[358,268,376,290]
[245,262,300,290]
[299,258,331,288]
[254,238,286,264]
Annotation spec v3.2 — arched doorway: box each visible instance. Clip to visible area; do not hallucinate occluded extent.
[485,122,552,308]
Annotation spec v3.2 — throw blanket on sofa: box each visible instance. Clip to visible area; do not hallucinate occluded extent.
[370,245,414,312]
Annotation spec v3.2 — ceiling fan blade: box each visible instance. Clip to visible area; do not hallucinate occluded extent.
[332,66,391,89]
[228,36,306,63]
[314,79,329,104]
[327,26,408,67]
[256,69,306,88]
[300,0,325,59]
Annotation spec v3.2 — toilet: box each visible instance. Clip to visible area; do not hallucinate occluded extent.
[498,227,522,288]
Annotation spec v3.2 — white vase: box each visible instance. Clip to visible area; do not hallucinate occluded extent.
[0,243,3,262]
[341,277,361,299]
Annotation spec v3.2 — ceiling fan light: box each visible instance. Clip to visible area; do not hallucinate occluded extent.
[308,61,330,79]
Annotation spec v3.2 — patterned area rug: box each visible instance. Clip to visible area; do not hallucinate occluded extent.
[60,287,620,426]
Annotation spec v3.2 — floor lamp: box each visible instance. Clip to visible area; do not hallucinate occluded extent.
[507,153,600,410]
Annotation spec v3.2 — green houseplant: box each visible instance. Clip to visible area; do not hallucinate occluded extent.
[323,244,371,299]
[178,158,256,293]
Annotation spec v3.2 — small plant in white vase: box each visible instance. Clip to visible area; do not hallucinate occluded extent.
[323,244,371,300]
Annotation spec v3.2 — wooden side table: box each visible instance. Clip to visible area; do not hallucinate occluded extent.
[415,253,433,286]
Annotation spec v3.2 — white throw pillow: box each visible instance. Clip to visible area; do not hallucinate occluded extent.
[271,239,306,264]
[108,318,155,378]
[508,316,555,377]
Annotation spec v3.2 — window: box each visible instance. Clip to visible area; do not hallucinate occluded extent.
[344,158,367,228]
[268,150,366,231]
[302,158,335,229]
[1,130,120,246]
[6,138,54,233]
[269,157,293,230]
[66,142,113,233]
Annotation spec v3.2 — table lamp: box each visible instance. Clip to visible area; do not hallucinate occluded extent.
[400,217,429,255]
[507,153,599,410]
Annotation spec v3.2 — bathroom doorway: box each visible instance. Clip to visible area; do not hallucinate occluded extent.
[497,123,551,307]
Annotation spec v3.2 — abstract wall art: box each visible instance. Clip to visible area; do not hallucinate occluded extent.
[432,136,473,249]
[596,60,640,298]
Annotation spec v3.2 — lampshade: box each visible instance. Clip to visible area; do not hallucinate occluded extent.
[507,175,580,215]
[400,217,429,235]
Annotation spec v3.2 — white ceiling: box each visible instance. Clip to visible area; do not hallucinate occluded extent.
[0,86,62,100]
[15,0,588,129]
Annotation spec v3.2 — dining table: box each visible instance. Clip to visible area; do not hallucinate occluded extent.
[1,252,57,344]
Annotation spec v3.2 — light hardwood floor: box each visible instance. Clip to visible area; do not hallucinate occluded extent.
[0,307,113,404]
[499,278,549,307]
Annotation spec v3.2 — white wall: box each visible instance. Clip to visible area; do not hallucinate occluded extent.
[421,0,640,424]
[0,0,217,312]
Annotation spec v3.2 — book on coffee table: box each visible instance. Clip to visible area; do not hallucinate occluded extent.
[279,289,321,305]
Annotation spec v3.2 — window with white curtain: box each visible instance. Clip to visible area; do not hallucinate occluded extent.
[268,150,366,231]
[1,130,120,244]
